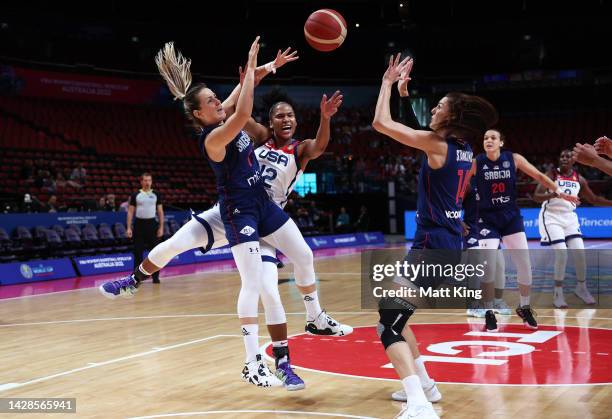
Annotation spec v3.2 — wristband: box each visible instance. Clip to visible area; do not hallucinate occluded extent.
[264,62,276,74]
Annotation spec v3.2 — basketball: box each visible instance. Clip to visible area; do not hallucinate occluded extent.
[304,9,347,52]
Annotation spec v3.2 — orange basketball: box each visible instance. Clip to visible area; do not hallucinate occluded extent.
[304,9,347,52]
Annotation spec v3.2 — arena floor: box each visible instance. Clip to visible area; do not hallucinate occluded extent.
[1,240,611,419]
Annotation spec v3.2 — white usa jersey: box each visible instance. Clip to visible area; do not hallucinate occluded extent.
[255,139,303,208]
[542,169,581,213]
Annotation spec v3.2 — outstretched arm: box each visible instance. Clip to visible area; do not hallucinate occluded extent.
[573,142,612,176]
[372,54,445,155]
[579,175,612,206]
[514,153,579,204]
[298,91,343,168]
[205,36,259,162]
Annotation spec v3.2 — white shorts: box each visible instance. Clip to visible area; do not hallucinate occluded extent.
[191,204,280,263]
[538,208,582,246]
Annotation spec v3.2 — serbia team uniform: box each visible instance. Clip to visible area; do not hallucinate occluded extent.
[538,169,582,245]
[191,135,303,258]
[474,151,524,240]
[406,137,473,288]
[198,126,289,248]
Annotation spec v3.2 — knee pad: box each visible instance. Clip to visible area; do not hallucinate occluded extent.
[264,304,287,325]
[377,297,415,350]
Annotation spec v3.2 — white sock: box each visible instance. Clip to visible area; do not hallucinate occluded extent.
[401,375,428,406]
[304,291,323,321]
[242,324,259,363]
[520,295,530,307]
[414,356,434,388]
[272,340,289,365]
[576,281,587,290]
[554,286,563,296]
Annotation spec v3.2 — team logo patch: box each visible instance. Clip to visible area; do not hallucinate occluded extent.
[264,324,612,385]
[503,161,510,168]
[240,226,255,236]
[480,228,491,236]
[467,237,478,245]
[493,165,499,170]
[483,164,489,170]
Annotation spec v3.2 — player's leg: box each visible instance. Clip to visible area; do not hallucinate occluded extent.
[99,206,227,299]
[260,205,352,336]
[379,298,438,418]
[493,249,512,315]
[259,243,304,390]
[568,237,594,304]
[391,325,442,403]
[232,239,281,388]
[477,238,500,332]
[502,231,538,329]
[550,240,569,308]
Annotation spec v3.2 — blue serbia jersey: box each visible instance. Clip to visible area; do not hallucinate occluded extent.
[416,138,473,236]
[474,150,518,212]
[199,125,264,200]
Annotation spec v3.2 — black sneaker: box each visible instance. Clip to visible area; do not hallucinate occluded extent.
[485,310,498,332]
[516,306,538,330]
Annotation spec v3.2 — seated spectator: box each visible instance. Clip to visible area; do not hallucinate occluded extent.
[70,163,87,185]
[104,194,117,212]
[44,195,59,213]
[336,206,351,233]
[119,198,130,212]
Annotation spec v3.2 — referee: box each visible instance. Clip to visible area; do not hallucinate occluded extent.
[127,172,164,283]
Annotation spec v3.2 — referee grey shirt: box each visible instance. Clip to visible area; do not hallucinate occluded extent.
[129,190,163,219]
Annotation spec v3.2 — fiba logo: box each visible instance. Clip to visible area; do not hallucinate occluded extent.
[20,264,33,279]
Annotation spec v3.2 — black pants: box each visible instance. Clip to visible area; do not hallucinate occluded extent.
[133,218,160,281]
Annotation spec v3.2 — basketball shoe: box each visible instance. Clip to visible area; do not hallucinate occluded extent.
[516,306,538,330]
[241,354,283,388]
[99,274,138,299]
[395,402,439,419]
[305,310,353,336]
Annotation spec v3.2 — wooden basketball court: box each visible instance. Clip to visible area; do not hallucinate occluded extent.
[1,249,611,419]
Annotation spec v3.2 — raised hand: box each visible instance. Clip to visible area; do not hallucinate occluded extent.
[397,57,414,97]
[271,47,299,72]
[594,136,612,158]
[320,90,343,119]
[572,142,599,166]
[247,36,260,70]
[382,53,411,84]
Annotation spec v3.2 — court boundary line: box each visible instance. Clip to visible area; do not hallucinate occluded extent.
[260,323,612,387]
[0,334,242,394]
[1,310,611,328]
[126,410,381,419]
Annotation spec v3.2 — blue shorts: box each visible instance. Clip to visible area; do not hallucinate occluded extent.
[478,209,524,240]
[219,191,289,247]
[412,226,463,250]
[407,227,463,289]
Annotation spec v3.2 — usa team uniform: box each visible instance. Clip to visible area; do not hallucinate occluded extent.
[474,151,524,240]
[538,169,582,245]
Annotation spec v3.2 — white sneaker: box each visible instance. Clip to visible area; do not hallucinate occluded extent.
[466,308,487,318]
[391,382,442,403]
[305,310,353,336]
[493,299,513,315]
[553,290,568,309]
[395,402,439,419]
[241,354,283,387]
[574,285,596,305]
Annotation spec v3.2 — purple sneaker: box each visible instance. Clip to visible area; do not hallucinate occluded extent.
[275,362,305,391]
[99,274,138,299]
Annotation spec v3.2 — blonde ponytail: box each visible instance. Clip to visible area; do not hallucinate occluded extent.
[155,42,193,101]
